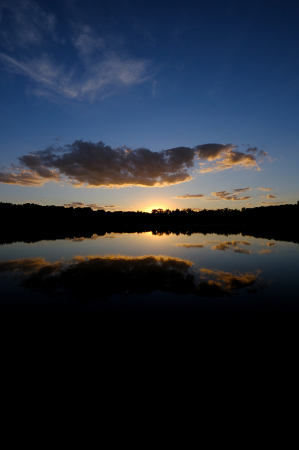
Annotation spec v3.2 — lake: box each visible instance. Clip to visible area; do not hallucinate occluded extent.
[1,231,298,323]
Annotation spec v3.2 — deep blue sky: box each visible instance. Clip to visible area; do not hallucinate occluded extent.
[0,0,298,211]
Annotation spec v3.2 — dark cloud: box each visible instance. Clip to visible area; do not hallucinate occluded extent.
[17,141,195,187]
[0,140,270,187]
[195,144,235,161]
[211,191,252,201]
[266,194,276,199]
[175,194,205,199]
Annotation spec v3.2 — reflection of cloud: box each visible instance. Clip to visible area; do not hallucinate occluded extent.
[258,188,273,191]
[63,202,119,210]
[65,234,116,242]
[0,258,61,275]
[233,248,251,254]
[0,141,271,188]
[260,242,276,247]
[176,244,205,248]
[208,241,252,253]
[199,268,260,295]
[0,255,263,300]
[259,250,271,254]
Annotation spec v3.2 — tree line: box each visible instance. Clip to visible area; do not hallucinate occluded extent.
[1,201,298,245]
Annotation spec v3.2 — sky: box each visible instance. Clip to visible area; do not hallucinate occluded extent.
[0,0,298,212]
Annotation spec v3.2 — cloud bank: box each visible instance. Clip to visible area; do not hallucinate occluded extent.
[0,141,269,188]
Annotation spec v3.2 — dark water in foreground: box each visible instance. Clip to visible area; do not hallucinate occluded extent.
[1,231,298,323]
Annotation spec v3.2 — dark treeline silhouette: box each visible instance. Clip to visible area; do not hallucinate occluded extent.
[1,202,299,245]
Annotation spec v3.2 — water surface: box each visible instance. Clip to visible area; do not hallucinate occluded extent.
[1,232,298,320]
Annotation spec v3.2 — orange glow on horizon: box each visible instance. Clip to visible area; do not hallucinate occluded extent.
[141,204,169,213]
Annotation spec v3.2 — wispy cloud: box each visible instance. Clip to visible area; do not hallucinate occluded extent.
[0,0,57,50]
[0,2,152,102]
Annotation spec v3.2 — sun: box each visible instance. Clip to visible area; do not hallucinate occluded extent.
[142,205,168,213]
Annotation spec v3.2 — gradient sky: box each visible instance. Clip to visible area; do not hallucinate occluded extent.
[0,0,298,212]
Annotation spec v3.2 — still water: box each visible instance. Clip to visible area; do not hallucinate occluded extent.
[0,232,298,319]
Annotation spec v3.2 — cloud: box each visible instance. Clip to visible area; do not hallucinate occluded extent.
[63,201,119,210]
[175,194,205,199]
[0,0,57,49]
[232,187,251,193]
[0,52,150,102]
[211,191,252,201]
[0,168,58,186]
[0,3,152,102]
[196,145,267,173]
[261,202,286,205]
[0,141,195,187]
[266,194,276,199]
[259,250,271,254]
[246,147,268,158]
[258,188,273,191]
[0,140,271,188]
[195,144,235,161]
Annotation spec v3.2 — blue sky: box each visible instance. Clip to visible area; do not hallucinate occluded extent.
[0,0,298,211]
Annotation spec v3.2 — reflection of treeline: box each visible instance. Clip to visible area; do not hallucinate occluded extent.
[1,202,299,245]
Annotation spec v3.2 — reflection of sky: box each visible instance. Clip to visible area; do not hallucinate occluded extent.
[1,233,299,302]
